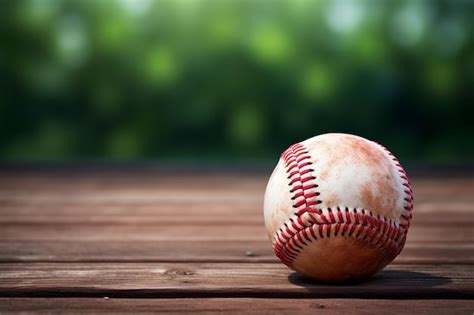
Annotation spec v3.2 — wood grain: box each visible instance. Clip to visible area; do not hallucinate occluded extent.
[0,298,473,314]
[1,224,472,243]
[0,210,472,225]
[0,263,472,299]
[0,168,473,313]
[0,241,472,264]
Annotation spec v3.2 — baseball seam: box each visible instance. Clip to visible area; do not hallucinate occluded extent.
[273,141,413,267]
[373,141,414,254]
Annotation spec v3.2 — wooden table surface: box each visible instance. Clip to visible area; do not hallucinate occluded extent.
[0,167,473,314]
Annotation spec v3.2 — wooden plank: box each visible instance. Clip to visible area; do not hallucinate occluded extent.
[0,176,472,205]
[1,174,472,228]
[0,174,266,192]
[0,223,471,242]
[0,178,472,201]
[0,263,472,298]
[1,198,472,216]
[0,172,472,216]
[0,186,472,224]
[0,177,471,196]
[0,169,471,191]
[0,298,473,314]
[0,210,472,226]
[0,241,472,264]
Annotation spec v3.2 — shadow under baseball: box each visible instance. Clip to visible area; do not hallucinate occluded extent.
[288,269,453,298]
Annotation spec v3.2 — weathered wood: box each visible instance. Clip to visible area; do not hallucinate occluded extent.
[0,298,473,314]
[0,263,472,298]
[0,174,472,206]
[0,210,472,226]
[0,169,473,311]
[1,172,472,229]
[0,223,471,243]
[0,241,472,264]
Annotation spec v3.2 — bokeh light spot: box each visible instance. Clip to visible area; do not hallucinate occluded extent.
[250,25,293,64]
[145,47,180,85]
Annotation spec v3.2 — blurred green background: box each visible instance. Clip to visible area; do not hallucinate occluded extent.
[0,0,473,163]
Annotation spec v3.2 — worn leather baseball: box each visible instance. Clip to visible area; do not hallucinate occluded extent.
[263,133,413,282]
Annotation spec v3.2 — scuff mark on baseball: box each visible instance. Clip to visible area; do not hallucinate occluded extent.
[263,133,414,282]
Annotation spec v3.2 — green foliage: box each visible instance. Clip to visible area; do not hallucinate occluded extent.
[0,0,472,162]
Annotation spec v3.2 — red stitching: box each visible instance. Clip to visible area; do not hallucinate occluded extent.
[373,141,414,255]
[273,141,411,267]
[272,210,403,266]
[280,143,321,213]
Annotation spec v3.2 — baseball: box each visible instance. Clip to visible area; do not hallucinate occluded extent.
[264,133,413,282]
